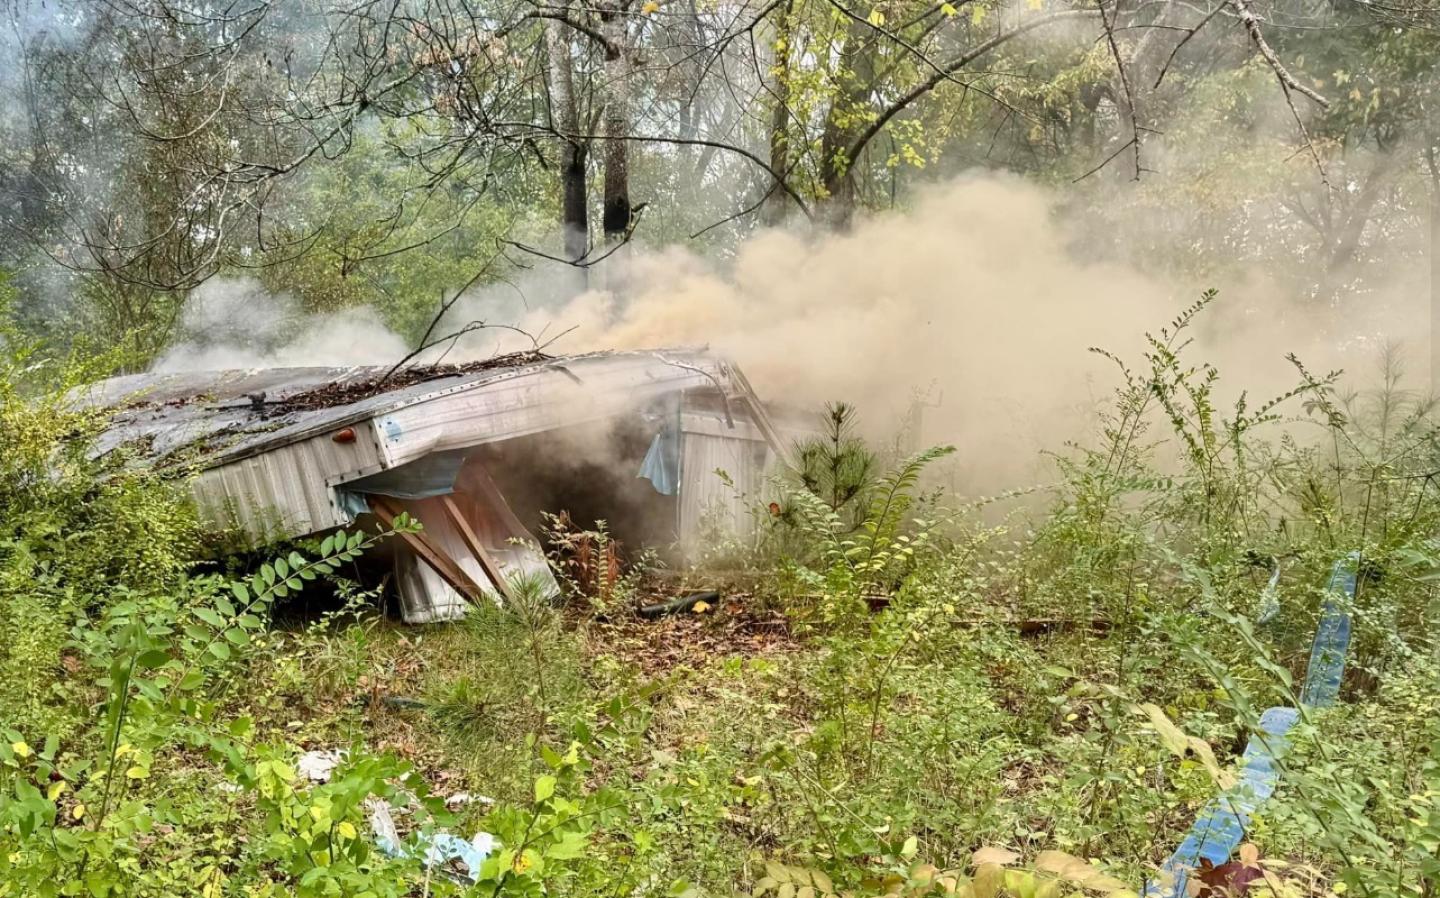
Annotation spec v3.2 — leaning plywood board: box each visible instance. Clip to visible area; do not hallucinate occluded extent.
[383,461,559,623]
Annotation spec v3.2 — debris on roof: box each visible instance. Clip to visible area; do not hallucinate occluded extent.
[80,348,782,625]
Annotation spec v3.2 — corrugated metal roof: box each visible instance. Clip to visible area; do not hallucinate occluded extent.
[79,347,782,550]
[79,349,722,469]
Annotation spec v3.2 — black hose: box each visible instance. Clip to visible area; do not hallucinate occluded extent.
[639,591,719,619]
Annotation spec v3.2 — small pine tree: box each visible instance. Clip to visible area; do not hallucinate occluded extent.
[792,402,877,532]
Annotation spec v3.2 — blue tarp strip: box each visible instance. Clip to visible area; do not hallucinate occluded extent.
[1300,553,1359,708]
[335,451,471,520]
[638,427,680,496]
[1146,707,1299,897]
[1146,554,1359,897]
[1255,559,1281,624]
[637,399,682,496]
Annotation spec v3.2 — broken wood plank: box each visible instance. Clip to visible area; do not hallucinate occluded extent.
[368,495,486,604]
[439,494,514,604]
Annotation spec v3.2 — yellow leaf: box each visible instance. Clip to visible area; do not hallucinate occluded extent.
[1138,703,1234,789]
[337,821,358,839]
[1035,851,1131,893]
[1035,850,1095,882]
[47,781,67,801]
[71,803,86,820]
[940,2,957,14]
[693,601,711,613]
[125,766,148,780]
[201,869,227,898]
[867,8,886,25]
[10,742,31,759]
[973,864,1003,898]
[972,846,1019,867]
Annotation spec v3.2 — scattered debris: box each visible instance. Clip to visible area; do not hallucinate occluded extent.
[366,798,494,883]
[639,590,720,619]
[592,593,795,676]
[281,352,551,413]
[297,748,346,783]
[445,792,495,809]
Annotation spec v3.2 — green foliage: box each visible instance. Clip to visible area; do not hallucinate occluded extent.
[0,375,443,898]
[791,403,879,529]
[0,335,201,741]
[0,512,426,898]
[778,433,954,623]
[542,513,653,616]
[7,298,1440,898]
[244,749,436,897]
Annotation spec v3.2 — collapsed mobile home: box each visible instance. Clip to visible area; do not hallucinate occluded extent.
[81,349,781,622]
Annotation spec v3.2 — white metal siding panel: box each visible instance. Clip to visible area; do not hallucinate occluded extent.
[377,361,720,469]
[678,432,769,549]
[173,352,756,548]
[190,427,385,542]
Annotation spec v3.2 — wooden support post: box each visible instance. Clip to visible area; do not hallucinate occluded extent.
[439,495,515,604]
[368,496,486,604]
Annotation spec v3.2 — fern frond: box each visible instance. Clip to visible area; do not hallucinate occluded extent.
[858,444,956,580]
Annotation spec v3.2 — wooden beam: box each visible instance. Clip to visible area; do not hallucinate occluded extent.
[439,495,515,604]
[368,496,486,604]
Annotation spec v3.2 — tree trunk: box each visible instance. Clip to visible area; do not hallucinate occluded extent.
[818,19,878,228]
[600,4,632,245]
[762,0,795,226]
[544,13,589,276]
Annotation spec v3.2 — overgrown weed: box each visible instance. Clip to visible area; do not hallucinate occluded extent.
[4,299,1440,896]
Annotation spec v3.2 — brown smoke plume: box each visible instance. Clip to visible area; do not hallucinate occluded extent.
[483,176,1423,488]
[159,175,1428,492]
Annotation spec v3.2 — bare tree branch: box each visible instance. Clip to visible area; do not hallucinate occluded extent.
[843,10,1100,168]
[1229,0,1330,108]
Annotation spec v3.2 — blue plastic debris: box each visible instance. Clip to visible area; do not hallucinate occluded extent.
[1255,559,1281,625]
[368,798,495,883]
[1299,553,1359,708]
[638,429,680,495]
[1146,554,1360,898]
[1146,707,1298,898]
[637,405,682,496]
